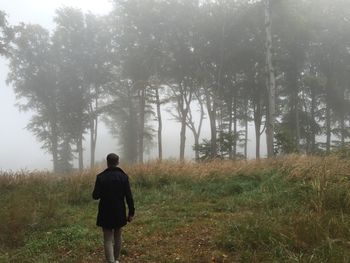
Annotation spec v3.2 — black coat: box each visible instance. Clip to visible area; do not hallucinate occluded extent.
[92,167,135,229]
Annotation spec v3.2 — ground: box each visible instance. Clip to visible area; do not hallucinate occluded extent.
[2,156,350,262]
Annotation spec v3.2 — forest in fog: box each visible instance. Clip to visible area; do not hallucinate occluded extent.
[0,0,349,173]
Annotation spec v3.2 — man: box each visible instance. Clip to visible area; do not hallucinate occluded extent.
[92,153,135,263]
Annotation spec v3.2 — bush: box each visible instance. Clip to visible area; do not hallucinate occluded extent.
[0,191,37,248]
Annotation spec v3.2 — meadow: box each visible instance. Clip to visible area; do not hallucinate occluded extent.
[1,155,350,262]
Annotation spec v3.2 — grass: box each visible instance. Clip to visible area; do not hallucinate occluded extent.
[1,155,350,262]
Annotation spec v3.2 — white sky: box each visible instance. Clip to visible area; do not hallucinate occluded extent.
[1,0,113,26]
[0,0,265,171]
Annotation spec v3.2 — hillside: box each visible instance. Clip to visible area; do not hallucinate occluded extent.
[1,155,350,262]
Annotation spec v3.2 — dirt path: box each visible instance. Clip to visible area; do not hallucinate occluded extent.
[84,212,243,263]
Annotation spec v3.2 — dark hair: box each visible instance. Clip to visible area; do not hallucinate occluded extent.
[107,153,119,167]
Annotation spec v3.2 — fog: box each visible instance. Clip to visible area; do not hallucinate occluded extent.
[4,0,348,172]
[0,0,266,171]
[0,0,113,170]
[0,56,261,170]
[0,59,217,170]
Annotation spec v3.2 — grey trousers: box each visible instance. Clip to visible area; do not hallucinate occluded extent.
[103,228,122,263]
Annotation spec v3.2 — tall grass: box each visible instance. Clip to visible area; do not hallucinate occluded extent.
[1,155,350,262]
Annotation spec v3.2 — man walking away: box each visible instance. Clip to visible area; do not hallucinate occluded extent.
[92,153,135,263]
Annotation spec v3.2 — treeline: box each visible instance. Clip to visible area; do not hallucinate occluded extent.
[1,0,350,172]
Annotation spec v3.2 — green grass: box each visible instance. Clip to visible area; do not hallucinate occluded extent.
[1,156,350,262]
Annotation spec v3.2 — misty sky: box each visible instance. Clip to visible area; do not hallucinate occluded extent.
[0,0,114,171]
[0,0,264,171]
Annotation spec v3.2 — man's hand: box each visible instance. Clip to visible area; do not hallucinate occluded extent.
[127,215,134,222]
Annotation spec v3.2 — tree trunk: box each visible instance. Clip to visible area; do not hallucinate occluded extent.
[265,0,276,158]
[194,134,200,161]
[52,127,59,173]
[138,86,146,163]
[341,112,345,148]
[171,80,193,162]
[90,97,98,168]
[244,97,249,159]
[178,81,188,162]
[233,92,237,160]
[310,87,316,153]
[179,107,188,161]
[295,88,301,152]
[256,129,261,159]
[90,115,98,168]
[187,91,204,162]
[326,72,333,154]
[308,64,317,154]
[205,88,217,158]
[52,145,59,173]
[228,96,233,159]
[326,104,331,153]
[77,135,84,171]
[155,87,163,161]
[254,101,262,159]
[210,104,217,158]
[60,136,72,173]
[291,66,301,153]
[342,89,346,148]
[129,97,138,163]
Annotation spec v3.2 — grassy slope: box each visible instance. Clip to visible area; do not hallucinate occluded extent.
[1,155,350,262]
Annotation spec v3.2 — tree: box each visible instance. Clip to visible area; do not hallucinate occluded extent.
[187,91,205,161]
[51,8,112,169]
[307,0,350,153]
[229,1,266,159]
[8,0,350,166]
[110,0,164,163]
[264,0,276,158]
[7,24,62,172]
[81,13,112,168]
[273,0,310,153]
[104,79,139,163]
[0,10,10,56]
[302,72,323,153]
[52,8,90,170]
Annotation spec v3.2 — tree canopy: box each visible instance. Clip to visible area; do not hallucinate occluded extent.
[4,0,350,171]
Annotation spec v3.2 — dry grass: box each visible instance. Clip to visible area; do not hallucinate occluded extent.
[277,154,350,178]
[2,154,346,184]
[126,154,350,181]
[1,155,350,262]
[126,158,274,179]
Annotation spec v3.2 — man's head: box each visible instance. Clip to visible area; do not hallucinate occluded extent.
[107,153,119,167]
